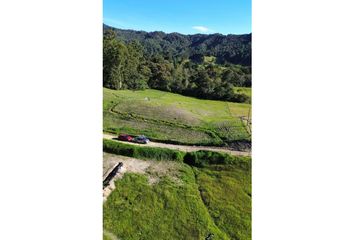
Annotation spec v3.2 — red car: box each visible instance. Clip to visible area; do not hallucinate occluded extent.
[118,134,133,142]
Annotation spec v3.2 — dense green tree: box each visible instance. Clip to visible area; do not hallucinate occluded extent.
[148,59,173,91]
[103,32,149,90]
[193,69,215,97]
[103,30,128,89]
[103,25,252,103]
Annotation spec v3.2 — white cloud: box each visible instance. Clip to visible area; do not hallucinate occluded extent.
[192,26,210,33]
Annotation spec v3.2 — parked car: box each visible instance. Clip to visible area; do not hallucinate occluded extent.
[133,135,150,144]
[118,134,133,142]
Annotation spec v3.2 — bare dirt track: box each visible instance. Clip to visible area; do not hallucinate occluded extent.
[103,133,251,156]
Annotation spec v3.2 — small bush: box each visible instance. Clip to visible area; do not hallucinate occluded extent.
[184,150,251,170]
[232,93,251,103]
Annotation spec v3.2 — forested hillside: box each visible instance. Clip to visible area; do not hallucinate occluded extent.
[103,24,252,103]
[103,24,251,65]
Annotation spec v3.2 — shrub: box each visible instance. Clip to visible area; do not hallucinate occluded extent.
[184,150,251,170]
[232,93,251,103]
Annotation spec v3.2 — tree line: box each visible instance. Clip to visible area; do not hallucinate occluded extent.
[103,28,251,103]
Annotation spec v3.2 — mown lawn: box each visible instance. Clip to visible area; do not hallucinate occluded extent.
[103,88,251,145]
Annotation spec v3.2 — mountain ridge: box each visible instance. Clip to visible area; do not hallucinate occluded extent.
[103,23,251,37]
[103,24,251,66]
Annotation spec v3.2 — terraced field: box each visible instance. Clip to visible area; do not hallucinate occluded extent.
[103,88,251,146]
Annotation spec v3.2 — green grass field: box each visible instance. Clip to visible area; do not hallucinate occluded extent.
[103,158,251,240]
[195,165,251,240]
[104,88,251,145]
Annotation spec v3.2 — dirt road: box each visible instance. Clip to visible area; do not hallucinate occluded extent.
[103,133,251,156]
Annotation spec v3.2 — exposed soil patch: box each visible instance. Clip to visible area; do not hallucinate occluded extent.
[103,153,181,201]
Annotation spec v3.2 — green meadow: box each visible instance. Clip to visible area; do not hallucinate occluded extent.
[103,88,251,145]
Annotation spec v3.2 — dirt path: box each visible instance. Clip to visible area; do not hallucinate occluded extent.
[103,133,251,157]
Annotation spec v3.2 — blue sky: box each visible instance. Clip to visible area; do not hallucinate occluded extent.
[103,0,251,35]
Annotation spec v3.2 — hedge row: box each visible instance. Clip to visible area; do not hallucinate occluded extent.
[103,139,185,162]
[184,150,251,170]
[103,139,251,170]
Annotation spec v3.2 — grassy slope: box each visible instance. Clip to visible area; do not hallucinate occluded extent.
[103,164,230,240]
[104,88,251,145]
[195,165,251,240]
[103,154,251,240]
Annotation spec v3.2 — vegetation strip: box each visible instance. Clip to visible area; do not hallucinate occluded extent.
[103,139,251,169]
